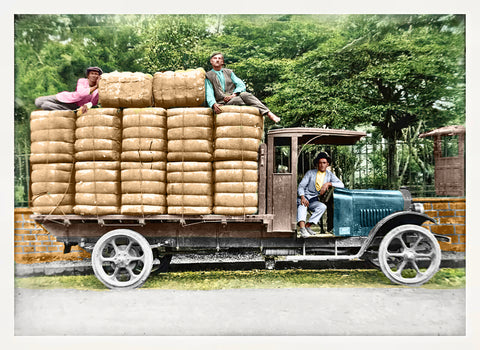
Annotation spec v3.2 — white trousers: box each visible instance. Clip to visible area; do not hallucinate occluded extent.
[296,199,327,225]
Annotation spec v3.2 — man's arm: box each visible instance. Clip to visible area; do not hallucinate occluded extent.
[230,72,246,95]
[204,79,216,107]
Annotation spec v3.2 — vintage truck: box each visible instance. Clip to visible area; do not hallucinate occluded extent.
[32,127,449,289]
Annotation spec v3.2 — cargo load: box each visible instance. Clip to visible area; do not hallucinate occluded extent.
[98,71,153,108]
[153,68,206,109]
[166,108,214,215]
[213,106,263,215]
[74,108,122,215]
[30,111,76,214]
[120,108,168,215]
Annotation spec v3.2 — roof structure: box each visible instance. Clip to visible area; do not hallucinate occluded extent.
[268,127,366,145]
[419,125,465,138]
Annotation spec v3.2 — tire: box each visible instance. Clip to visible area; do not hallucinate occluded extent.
[92,229,153,290]
[378,224,441,286]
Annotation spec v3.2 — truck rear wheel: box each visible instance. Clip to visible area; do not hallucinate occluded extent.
[378,224,441,286]
[92,229,153,290]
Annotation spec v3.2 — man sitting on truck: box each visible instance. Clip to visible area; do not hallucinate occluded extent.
[204,52,281,123]
[35,66,103,114]
[297,152,344,238]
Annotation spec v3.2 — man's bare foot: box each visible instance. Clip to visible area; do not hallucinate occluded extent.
[267,111,281,123]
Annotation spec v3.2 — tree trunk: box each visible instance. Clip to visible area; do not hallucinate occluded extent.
[386,135,398,189]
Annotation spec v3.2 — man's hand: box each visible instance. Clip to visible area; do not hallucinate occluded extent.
[223,94,236,103]
[319,182,331,196]
[212,103,223,114]
[300,195,309,207]
[80,104,89,114]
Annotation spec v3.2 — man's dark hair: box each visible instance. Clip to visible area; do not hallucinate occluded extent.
[313,152,332,167]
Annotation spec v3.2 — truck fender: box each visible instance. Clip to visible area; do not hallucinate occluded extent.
[358,211,437,258]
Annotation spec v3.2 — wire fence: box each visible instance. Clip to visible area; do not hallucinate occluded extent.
[14,136,438,207]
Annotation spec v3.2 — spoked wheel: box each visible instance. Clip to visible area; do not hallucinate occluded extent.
[92,229,153,290]
[379,224,441,286]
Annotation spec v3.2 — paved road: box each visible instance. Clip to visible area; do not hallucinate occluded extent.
[15,287,465,336]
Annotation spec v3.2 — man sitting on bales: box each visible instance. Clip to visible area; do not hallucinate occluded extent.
[35,66,103,114]
[204,52,281,123]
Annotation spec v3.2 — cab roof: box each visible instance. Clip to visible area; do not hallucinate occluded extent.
[268,127,366,145]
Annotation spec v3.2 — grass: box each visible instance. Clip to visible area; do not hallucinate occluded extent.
[14,268,466,291]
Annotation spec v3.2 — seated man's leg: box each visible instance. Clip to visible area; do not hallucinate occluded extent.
[296,198,308,226]
[307,201,327,226]
[236,92,269,115]
[35,95,76,111]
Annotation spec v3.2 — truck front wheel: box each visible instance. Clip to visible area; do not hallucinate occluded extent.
[378,224,441,286]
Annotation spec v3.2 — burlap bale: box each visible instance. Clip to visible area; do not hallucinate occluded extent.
[214,169,258,183]
[76,182,120,194]
[73,205,120,215]
[31,129,75,143]
[75,139,121,153]
[167,108,213,128]
[168,127,213,140]
[167,183,212,195]
[214,182,258,193]
[123,108,167,125]
[30,110,76,130]
[212,207,257,215]
[167,171,213,183]
[122,138,167,152]
[76,126,122,140]
[167,161,211,172]
[122,126,166,138]
[31,163,74,171]
[212,149,259,161]
[75,109,122,162]
[32,194,75,207]
[31,168,73,183]
[30,154,75,164]
[168,140,213,154]
[121,205,167,215]
[167,152,212,162]
[76,110,122,128]
[75,193,120,206]
[31,205,75,215]
[31,141,74,155]
[215,138,261,152]
[167,195,213,207]
[121,151,167,162]
[214,193,258,207]
[215,125,263,139]
[213,160,258,170]
[76,169,120,182]
[153,68,206,108]
[98,71,153,108]
[75,161,120,170]
[121,168,166,182]
[167,206,212,215]
[121,161,166,170]
[122,193,166,206]
[215,106,263,127]
[32,182,75,195]
[122,181,166,194]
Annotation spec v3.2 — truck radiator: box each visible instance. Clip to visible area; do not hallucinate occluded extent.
[359,209,394,227]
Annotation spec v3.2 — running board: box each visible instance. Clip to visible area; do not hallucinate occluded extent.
[285,255,361,262]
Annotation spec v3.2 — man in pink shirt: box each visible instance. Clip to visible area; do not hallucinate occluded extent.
[35,66,103,113]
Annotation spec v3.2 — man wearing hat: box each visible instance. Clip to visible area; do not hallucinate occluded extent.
[35,66,103,113]
[297,152,344,238]
[204,52,281,123]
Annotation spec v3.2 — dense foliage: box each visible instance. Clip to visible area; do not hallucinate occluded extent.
[14,14,465,191]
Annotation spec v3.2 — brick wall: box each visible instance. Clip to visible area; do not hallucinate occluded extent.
[14,208,90,264]
[413,197,466,252]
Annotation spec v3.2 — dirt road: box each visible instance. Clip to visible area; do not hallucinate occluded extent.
[14,287,465,336]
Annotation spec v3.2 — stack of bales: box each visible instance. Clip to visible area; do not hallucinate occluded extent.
[166,108,214,215]
[30,110,76,214]
[153,68,206,109]
[74,108,122,215]
[121,108,168,215]
[213,106,264,215]
[98,71,153,108]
